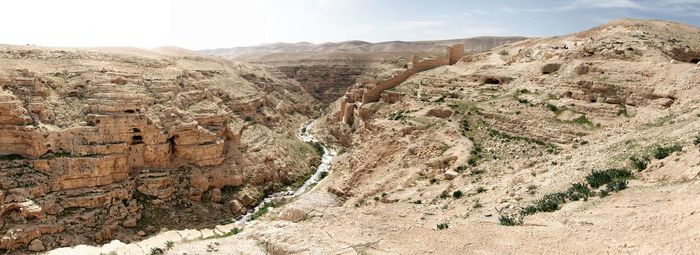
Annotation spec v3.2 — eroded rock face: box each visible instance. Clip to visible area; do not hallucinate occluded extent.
[0,46,321,252]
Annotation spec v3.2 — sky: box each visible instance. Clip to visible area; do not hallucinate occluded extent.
[1,0,699,50]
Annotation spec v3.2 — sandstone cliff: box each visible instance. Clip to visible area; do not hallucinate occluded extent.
[0,46,321,252]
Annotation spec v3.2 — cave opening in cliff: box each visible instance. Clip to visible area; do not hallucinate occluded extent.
[168,136,176,154]
[691,58,700,64]
[131,135,143,144]
[484,78,500,85]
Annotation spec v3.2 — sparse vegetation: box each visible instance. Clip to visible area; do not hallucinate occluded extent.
[694,133,700,145]
[629,156,650,171]
[388,111,407,120]
[475,186,487,194]
[652,144,682,159]
[585,168,632,189]
[165,241,174,250]
[498,214,522,226]
[565,182,591,201]
[452,190,464,199]
[436,223,449,230]
[570,115,593,126]
[150,248,164,255]
[605,179,628,192]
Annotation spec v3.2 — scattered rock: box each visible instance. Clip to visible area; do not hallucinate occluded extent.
[444,170,459,180]
[426,106,453,118]
[137,231,146,236]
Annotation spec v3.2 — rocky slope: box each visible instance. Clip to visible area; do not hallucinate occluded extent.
[0,46,323,252]
[112,19,700,255]
[204,37,527,103]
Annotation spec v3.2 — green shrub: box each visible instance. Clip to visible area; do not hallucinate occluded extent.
[412,200,422,204]
[694,133,700,145]
[586,168,632,188]
[439,191,450,199]
[165,241,174,250]
[436,223,449,230]
[498,214,522,226]
[629,156,650,171]
[388,111,407,120]
[533,192,567,212]
[652,144,682,159]
[150,248,164,255]
[565,182,591,201]
[475,187,487,193]
[460,119,470,134]
[452,190,464,199]
[455,165,467,173]
[606,179,628,192]
[546,103,558,112]
[318,171,329,180]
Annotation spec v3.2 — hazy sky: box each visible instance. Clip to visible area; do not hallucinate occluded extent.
[2,0,699,50]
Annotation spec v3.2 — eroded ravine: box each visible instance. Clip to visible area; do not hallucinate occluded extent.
[46,119,335,255]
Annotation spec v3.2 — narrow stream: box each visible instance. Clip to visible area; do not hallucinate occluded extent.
[235,118,336,225]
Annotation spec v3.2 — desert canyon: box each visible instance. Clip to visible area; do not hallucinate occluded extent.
[0,18,699,255]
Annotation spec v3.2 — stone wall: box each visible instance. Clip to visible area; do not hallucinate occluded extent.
[336,44,464,124]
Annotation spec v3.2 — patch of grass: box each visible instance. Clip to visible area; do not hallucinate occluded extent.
[629,156,650,171]
[165,241,174,250]
[498,214,522,226]
[652,144,682,159]
[488,128,560,154]
[452,190,464,199]
[388,111,407,120]
[250,204,271,221]
[570,115,593,126]
[545,103,559,112]
[475,187,487,194]
[203,228,240,240]
[436,223,449,230]
[585,168,632,189]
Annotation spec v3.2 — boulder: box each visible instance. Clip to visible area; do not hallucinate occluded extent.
[426,106,453,119]
[28,239,44,252]
[444,170,459,180]
[541,63,561,74]
[210,188,222,203]
[573,63,589,75]
[279,207,307,222]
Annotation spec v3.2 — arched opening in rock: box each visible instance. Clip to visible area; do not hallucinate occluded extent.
[167,136,177,155]
[131,135,143,144]
[483,78,500,85]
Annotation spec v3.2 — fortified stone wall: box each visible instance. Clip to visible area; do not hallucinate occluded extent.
[337,44,464,124]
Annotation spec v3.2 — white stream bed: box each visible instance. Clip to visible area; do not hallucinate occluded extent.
[234,118,336,225]
[47,119,335,254]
